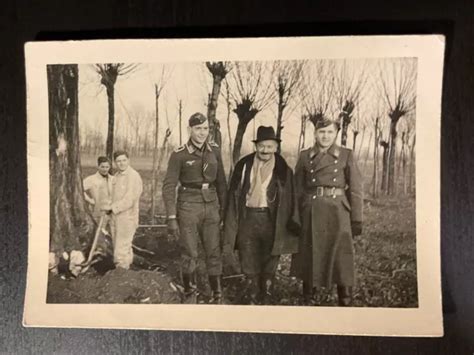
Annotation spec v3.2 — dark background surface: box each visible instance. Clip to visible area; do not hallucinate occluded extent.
[1,0,473,353]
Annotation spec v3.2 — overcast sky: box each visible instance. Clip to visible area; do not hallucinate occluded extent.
[78,58,416,162]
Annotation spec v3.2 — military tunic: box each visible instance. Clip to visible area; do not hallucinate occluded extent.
[291,144,363,288]
[162,140,227,276]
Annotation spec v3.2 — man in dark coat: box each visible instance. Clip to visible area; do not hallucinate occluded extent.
[291,117,363,306]
[223,126,300,305]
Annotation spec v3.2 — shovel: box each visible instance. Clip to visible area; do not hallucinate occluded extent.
[79,213,106,273]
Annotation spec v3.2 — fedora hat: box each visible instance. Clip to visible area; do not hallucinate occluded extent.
[252,126,281,143]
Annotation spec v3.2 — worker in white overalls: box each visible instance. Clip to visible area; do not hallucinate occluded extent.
[102,150,143,269]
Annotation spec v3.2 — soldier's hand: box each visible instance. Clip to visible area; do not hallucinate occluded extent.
[351,221,362,237]
[167,218,180,239]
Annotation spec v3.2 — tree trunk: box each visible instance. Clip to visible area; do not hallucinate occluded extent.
[232,120,250,165]
[341,118,349,147]
[48,64,95,255]
[178,100,183,145]
[226,93,233,169]
[357,127,366,158]
[363,132,373,172]
[105,84,115,161]
[207,75,223,146]
[372,118,379,198]
[297,114,304,155]
[352,131,359,151]
[409,135,416,193]
[150,86,160,224]
[387,118,399,195]
[276,96,285,154]
[380,141,389,193]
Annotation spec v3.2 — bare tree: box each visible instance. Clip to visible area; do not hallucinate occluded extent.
[150,66,171,223]
[378,59,417,195]
[206,62,232,146]
[334,60,367,147]
[302,60,336,131]
[221,78,234,167]
[94,63,139,160]
[371,116,381,198]
[297,113,309,155]
[227,61,275,164]
[48,64,95,258]
[272,60,306,153]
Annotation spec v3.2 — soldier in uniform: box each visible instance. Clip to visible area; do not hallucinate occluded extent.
[162,112,227,304]
[291,117,363,306]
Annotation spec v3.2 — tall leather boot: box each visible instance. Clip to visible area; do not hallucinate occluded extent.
[182,272,197,297]
[244,275,260,305]
[209,275,223,304]
[259,274,273,305]
[337,286,353,307]
[303,281,314,305]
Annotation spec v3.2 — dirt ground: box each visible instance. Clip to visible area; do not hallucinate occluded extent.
[47,172,418,307]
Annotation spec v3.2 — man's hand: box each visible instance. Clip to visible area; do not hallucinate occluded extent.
[167,218,180,239]
[101,203,113,215]
[351,221,362,237]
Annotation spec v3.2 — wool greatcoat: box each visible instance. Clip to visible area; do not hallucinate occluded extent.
[223,153,301,268]
[291,143,363,288]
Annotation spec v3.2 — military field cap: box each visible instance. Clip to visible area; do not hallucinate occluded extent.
[313,116,341,131]
[252,126,281,143]
[189,112,208,127]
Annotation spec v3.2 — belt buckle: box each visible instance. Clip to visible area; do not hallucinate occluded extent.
[331,187,336,198]
[316,186,324,197]
[202,183,209,190]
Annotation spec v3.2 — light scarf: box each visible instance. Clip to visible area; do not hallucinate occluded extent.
[246,154,275,207]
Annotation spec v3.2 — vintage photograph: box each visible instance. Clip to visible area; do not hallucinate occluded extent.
[24,36,443,335]
[46,58,418,308]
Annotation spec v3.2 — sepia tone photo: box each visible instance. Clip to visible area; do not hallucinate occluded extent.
[24,36,444,335]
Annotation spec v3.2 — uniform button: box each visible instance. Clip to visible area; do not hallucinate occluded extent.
[312,195,316,199]
[334,169,338,172]
[312,178,315,182]
[310,169,314,173]
[333,178,336,182]
[334,160,338,164]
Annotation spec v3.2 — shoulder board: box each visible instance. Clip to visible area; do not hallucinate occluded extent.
[174,145,185,153]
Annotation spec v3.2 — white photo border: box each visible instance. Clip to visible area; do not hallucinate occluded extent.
[24,35,444,336]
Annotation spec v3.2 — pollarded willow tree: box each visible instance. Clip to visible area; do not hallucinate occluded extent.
[334,60,367,148]
[227,61,275,165]
[94,63,139,160]
[378,58,417,195]
[206,61,232,147]
[48,64,95,259]
[272,60,306,153]
[301,60,336,136]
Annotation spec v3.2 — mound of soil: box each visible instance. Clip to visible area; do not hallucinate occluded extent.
[47,267,180,304]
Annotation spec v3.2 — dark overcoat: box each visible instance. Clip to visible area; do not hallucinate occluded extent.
[223,153,300,258]
[290,144,363,288]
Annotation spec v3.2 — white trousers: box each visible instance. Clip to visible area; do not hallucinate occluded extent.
[110,215,137,269]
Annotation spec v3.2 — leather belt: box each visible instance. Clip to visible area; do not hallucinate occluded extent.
[181,182,215,190]
[246,207,269,213]
[306,186,345,197]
